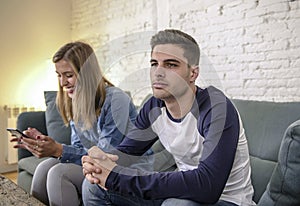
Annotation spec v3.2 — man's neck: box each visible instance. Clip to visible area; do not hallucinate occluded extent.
[164,86,196,119]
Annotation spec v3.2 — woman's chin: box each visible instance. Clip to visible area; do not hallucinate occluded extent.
[68,92,74,99]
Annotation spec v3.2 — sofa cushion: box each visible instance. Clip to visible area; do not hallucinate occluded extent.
[232,100,300,162]
[258,120,300,205]
[17,111,47,161]
[250,156,277,203]
[44,91,71,144]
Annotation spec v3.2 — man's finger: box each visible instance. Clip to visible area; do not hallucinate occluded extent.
[106,154,119,162]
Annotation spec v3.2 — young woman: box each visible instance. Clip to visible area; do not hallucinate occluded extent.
[11,41,137,205]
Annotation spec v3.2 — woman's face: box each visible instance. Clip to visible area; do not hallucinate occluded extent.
[55,60,77,99]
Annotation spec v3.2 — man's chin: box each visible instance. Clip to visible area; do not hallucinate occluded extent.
[153,92,170,100]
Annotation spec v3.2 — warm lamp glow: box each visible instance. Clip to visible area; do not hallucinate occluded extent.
[17,59,58,110]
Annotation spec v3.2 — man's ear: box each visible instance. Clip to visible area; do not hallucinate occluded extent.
[190,65,199,82]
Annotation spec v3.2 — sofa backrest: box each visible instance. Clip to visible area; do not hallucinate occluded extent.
[232,99,300,203]
[44,91,71,145]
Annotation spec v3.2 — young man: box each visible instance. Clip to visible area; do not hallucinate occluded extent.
[82,29,256,206]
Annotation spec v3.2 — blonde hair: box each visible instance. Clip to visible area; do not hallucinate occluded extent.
[52,41,113,130]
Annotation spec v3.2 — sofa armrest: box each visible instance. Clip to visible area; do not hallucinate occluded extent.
[16,111,47,161]
[258,120,300,205]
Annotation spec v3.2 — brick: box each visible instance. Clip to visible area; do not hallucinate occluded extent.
[224,0,243,8]
[264,87,292,99]
[266,2,290,13]
[266,51,290,60]
[244,79,267,88]
[262,28,292,41]
[290,37,300,48]
[287,19,300,31]
[243,17,264,27]
[259,59,290,69]
[245,39,289,52]
[206,4,224,16]
[263,68,295,79]
[235,1,257,11]
[211,13,245,25]
[287,78,300,88]
[258,0,286,7]
[246,7,268,18]
[227,53,265,63]
[291,58,300,68]
[208,46,243,56]
[243,87,266,96]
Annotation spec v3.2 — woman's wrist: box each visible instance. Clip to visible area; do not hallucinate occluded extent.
[54,143,63,158]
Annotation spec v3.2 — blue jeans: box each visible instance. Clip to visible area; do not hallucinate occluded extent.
[82,179,237,206]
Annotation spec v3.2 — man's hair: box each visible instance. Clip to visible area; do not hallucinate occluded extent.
[150,29,200,66]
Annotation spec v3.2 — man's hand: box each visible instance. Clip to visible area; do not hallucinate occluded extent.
[82,146,118,188]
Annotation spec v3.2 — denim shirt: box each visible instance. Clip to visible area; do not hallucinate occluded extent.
[59,87,137,165]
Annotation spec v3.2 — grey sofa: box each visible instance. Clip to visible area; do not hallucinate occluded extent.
[231,99,300,205]
[16,92,300,205]
[16,91,71,193]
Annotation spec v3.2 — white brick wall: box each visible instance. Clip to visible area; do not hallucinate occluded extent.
[71,0,300,103]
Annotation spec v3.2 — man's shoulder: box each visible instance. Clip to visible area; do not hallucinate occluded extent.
[141,95,164,109]
[196,86,226,98]
[195,85,234,115]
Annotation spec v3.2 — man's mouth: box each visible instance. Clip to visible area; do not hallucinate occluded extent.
[152,82,168,89]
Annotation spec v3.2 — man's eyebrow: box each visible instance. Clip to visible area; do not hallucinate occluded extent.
[150,59,181,63]
[163,59,181,63]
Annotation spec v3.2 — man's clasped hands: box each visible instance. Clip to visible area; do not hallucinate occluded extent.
[82,146,119,190]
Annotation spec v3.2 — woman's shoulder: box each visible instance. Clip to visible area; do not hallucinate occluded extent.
[104,86,132,103]
[105,86,129,97]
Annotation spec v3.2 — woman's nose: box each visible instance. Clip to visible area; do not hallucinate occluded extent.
[60,76,68,86]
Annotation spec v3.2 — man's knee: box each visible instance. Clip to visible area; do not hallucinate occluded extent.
[82,178,101,196]
[82,178,107,205]
[162,198,201,206]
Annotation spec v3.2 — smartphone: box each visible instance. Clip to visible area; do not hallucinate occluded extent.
[7,128,30,138]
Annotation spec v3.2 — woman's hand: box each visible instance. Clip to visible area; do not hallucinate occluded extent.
[11,127,63,158]
[9,127,41,143]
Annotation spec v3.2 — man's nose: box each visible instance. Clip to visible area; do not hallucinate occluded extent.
[154,66,165,78]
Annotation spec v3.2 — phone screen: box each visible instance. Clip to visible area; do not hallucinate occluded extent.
[7,128,29,138]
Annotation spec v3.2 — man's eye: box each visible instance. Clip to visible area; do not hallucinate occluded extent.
[166,63,177,68]
[151,63,158,67]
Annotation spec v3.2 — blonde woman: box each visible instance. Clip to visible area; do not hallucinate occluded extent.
[12,41,137,205]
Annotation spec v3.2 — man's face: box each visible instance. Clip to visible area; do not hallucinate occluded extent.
[150,44,196,101]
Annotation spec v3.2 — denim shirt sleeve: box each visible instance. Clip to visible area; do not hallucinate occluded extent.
[59,87,137,165]
[97,87,137,152]
[59,121,87,165]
